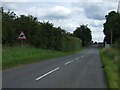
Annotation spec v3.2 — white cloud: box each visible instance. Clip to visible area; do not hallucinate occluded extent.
[71,1,117,20]
[2,1,119,42]
[91,27,105,42]
[1,0,104,2]
[2,2,28,15]
[53,6,71,16]
[89,20,105,27]
[27,5,71,20]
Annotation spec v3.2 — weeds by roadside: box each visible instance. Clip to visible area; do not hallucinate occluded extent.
[100,47,119,88]
[2,45,84,70]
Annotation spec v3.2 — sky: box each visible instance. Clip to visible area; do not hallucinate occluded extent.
[1,0,119,42]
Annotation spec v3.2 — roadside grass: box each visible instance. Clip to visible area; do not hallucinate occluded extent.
[100,47,119,88]
[98,44,104,48]
[2,45,84,70]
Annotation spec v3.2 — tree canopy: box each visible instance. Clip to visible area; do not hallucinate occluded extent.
[73,25,92,46]
[103,11,120,44]
[1,7,82,51]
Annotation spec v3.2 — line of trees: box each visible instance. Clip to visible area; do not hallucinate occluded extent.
[1,7,92,51]
[103,11,120,45]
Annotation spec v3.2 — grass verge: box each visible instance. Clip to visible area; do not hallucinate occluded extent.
[3,45,85,70]
[100,47,119,88]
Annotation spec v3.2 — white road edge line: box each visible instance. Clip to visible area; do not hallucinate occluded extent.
[65,60,73,65]
[35,67,59,81]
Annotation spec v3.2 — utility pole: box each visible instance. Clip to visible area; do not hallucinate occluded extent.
[117,1,120,14]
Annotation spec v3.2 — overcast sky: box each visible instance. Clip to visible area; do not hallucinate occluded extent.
[2,0,119,42]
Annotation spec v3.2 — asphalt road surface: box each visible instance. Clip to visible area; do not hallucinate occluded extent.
[2,45,107,88]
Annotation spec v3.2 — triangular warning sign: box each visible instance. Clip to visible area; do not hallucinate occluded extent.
[17,31,27,40]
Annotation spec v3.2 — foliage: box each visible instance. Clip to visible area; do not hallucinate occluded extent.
[1,7,82,51]
[103,11,120,44]
[73,25,92,46]
[61,36,82,51]
[111,41,120,49]
[100,48,119,88]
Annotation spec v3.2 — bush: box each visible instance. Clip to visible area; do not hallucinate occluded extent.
[112,41,120,49]
[60,36,82,51]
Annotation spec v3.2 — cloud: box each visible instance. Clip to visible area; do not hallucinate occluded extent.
[2,1,118,42]
[89,20,105,27]
[91,27,105,42]
[2,2,28,15]
[85,9,105,20]
[28,5,71,20]
[82,2,106,20]
[71,1,117,20]
[52,6,71,16]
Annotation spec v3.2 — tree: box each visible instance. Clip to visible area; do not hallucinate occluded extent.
[103,11,120,44]
[2,7,82,51]
[73,25,92,46]
[2,8,17,46]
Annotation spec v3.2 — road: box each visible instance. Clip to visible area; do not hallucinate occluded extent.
[2,45,107,88]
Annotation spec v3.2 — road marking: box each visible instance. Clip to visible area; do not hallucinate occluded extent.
[65,60,73,65]
[81,56,84,58]
[71,60,74,62]
[35,67,59,81]
[75,58,79,60]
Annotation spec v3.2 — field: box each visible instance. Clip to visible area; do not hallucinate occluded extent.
[2,45,84,69]
[100,47,119,88]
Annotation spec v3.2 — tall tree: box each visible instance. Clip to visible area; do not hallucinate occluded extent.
[2,8,17,46]
[103,11,120,44]
[73,25,92,46]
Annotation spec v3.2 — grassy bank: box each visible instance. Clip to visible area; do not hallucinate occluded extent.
[3,45,84,69]
[100,47,119,88]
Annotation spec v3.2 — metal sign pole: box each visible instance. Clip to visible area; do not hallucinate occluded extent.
[17,31,27,47]
[21,39,23,47]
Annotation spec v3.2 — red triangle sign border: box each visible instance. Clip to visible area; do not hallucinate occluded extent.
[17,31,27,40]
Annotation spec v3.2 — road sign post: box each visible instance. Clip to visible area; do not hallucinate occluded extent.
[21,39,23,47]
[17,31,27,47]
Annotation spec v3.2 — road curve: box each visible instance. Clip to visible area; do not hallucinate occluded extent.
[2,45,107,88]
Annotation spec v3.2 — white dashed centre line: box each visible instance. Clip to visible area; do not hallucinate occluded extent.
[81,56,84,58]
[71,60,74,62]
[35,67,59,81]
[64,60,73,65]
[75,58,79,60]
